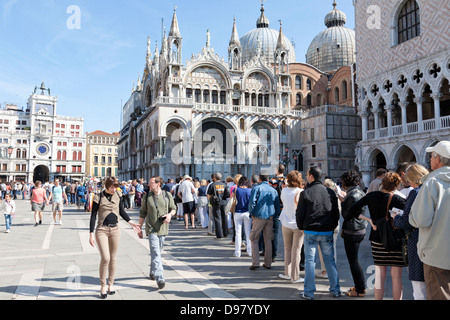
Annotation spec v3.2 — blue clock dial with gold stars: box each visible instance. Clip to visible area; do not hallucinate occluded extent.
[36,144,49,156]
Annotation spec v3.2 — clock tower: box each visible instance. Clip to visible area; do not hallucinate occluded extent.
[27,81,57,182]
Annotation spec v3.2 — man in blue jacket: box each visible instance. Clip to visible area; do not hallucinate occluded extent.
[248,174,281,270]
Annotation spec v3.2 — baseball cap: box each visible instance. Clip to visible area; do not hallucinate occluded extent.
[425,141,450,158]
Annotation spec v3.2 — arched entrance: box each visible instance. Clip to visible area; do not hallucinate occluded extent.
[249,120,275,177]
[367,148,387,181]
[394,145,417,164]
[193,119,236,180]
[33,165,49,183]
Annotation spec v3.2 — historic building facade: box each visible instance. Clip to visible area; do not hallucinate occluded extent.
[86,131,120,179]
[0,83,86,183]
[118,3,360,182]
[354,0,450,187]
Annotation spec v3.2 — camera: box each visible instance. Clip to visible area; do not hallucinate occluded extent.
[159,216,167,222]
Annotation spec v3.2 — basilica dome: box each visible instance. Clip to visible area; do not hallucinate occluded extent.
[240,5,296,64]
[306,1,355,73]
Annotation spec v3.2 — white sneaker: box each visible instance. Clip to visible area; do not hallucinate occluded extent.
[5,229,10,233]
[292,277,305,283]
[316,271,328,279]
[278,274,290,280]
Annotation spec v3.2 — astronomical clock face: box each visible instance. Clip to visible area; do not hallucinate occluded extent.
[36,143,50,156]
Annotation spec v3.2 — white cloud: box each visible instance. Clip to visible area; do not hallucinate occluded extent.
[1,0,18,24]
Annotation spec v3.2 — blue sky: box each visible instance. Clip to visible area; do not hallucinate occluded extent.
[0,0,355,134]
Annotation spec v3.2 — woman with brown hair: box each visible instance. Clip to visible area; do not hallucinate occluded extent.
[349,171,406,300]
[30,180,49,227]
[279,170,304,283]
[89,177,141,299]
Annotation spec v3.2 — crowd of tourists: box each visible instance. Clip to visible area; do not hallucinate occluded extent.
[87,140,450,300]
[1,141,449,300]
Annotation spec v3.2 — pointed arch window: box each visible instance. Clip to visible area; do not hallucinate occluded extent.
[398,0,420,44]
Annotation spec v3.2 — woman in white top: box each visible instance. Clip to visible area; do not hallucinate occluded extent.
[279,171,304,283]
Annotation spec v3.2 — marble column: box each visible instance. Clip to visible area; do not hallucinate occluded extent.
[431,92,442,130]
[385,104,394,137]
[414,97,424,132]
[374,107,380,139]
[360,111,368,141]
[399,100,408,135]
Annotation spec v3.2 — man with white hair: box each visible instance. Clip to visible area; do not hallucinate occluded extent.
[410,140,450,300]
[178,175,196,229]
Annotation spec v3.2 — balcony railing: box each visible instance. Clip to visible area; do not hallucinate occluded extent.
[193,103,293,116]
[365,115,450,141]
[442,115,450,128]
[407,122,418,134]
[423,118,435,131]
[156,96,193,106]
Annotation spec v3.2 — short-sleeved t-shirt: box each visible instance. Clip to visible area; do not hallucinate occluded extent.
[32,188,46,203]
[52,185,64,203]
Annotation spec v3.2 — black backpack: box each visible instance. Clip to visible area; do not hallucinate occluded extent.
[174,185,182,204]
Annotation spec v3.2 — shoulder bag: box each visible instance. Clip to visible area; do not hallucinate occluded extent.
[375,193,402,252]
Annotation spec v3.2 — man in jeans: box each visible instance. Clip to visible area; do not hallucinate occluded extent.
[138,176,176,290]
[248,174,280,270]
[410,140,450,300]
[296,165,340,299]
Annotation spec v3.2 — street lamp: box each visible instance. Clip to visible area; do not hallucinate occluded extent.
[281,146,298,173]
[7,146,14,158]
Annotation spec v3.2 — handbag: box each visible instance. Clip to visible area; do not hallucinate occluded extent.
[375,193,402,251]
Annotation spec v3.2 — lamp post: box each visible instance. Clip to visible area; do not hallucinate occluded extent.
[7,146,14,158]
[7,146,14,182]
[281,146,298,173]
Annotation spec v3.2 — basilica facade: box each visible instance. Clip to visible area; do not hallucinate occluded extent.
[117,3,360,182]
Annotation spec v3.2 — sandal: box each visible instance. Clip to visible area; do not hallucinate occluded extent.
[346,287,365,297]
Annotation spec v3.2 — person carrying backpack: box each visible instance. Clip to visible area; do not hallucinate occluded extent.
[77,183,87,210]
[268,164,286,262]
[207,172,230,239]
[172,177,184,221]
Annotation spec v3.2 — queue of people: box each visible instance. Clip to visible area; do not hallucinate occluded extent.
[1,141,449,301]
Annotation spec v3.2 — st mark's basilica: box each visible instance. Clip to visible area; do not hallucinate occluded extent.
[117,2,361,182]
